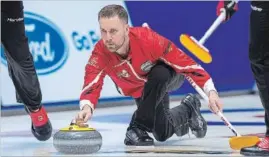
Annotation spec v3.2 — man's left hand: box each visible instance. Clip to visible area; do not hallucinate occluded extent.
[208,90,223,114]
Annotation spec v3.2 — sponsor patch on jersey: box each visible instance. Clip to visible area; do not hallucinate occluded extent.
[117,69,130,78]
[88,57,99,68]
[141,61,155,72]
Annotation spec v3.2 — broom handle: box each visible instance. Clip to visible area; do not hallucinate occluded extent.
[186,76,241,137]
[199,0,239,45]
[199,10,226,45]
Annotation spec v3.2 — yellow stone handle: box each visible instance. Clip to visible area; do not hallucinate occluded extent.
[60,124,96,131]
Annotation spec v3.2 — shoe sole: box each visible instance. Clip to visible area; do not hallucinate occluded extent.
[191,116,207,138]
[240,150,269,156]
[184,94,207,138]
[31,120,52,141]
[124,137,154,146]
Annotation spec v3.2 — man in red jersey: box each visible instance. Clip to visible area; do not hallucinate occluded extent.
[75,4,222,146]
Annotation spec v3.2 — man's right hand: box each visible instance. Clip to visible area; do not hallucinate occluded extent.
[217,0,238,21]
[75,105,93,127]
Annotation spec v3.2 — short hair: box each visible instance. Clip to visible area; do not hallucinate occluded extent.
[98,4,128,24]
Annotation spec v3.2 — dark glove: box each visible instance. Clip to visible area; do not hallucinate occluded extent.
[216,0,238,21]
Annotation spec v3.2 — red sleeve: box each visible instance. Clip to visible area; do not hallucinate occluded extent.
[79,45,107,111]
[148,29,217,95]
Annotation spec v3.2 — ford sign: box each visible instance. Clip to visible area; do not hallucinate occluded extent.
[1,12,69,75]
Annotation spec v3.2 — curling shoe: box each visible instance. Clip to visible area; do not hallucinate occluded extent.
[240,136,269,156]
[25,106,52,141]
[124,127,154,146]
[182,93,207,138]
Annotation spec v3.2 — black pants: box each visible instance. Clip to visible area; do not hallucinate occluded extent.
[1,1,42,110]
[249,4,269,136]
[129,62,192,142]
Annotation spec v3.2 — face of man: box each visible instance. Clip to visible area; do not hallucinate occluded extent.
[99,16,129,53]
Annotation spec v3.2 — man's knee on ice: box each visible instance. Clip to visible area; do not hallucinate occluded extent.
[148,62,174,84]
[167,74,185,92]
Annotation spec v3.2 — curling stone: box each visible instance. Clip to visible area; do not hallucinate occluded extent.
[53,124,102,154]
